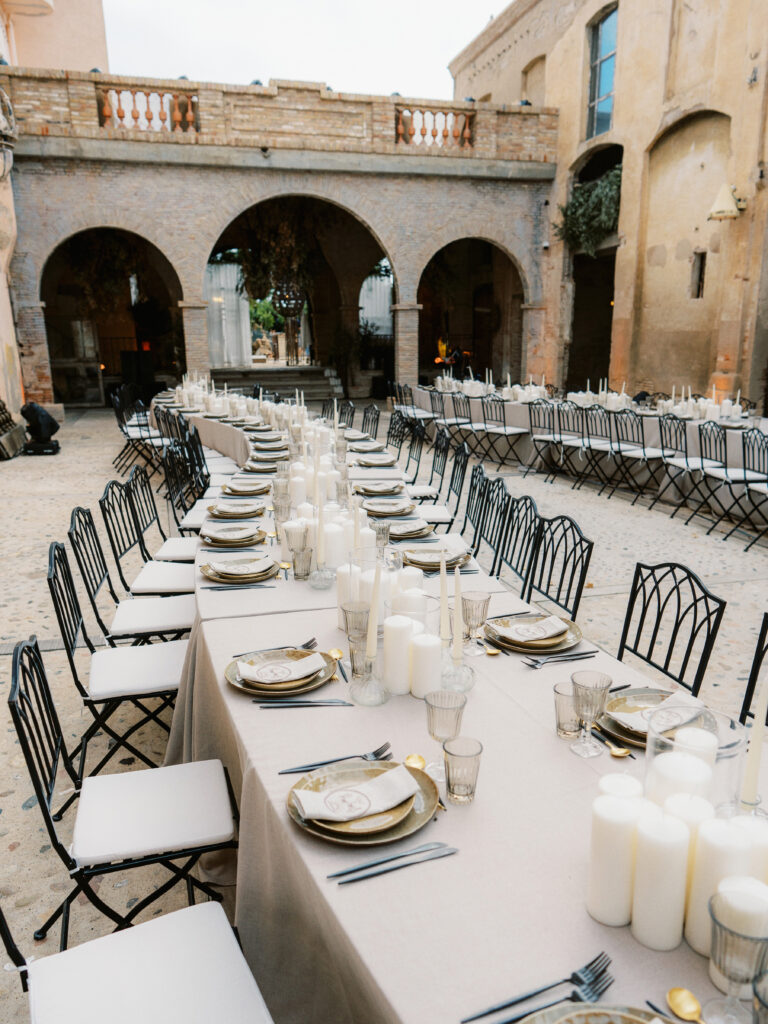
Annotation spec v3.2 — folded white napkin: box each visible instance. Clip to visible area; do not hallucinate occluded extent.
[201,522,256,541]
[390,519,428,536]
[357,453,395,464]
[212,501,263,516]
[404,540,468,563]
[237,651,326,685]
[249,450,285,461]
[350,441,383,452]
[344,430,367,441]
[228,478,269,491]
[607,690,700,735]
[493,614,568,644]
[364,498,411,514]
[292,764,419,822]
[357,482,403,495]
[208,556,274,576]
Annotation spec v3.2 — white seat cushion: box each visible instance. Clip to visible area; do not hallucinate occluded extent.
[705,467,765,483]
[485,425,528,436]
[532,433,557,444]
[209,472,237,485]
[622,445,670,459]
[28,902,274,1024]
[130,561,196,595]
[88,639,188,700]
[667,456,722,471]
[748,482,768,496]
[408,484,439,499]
[180,500,213,530]
[71,759,234,866]
[110,595,196,637]
[154,537,199,562]
[420,505,454,524]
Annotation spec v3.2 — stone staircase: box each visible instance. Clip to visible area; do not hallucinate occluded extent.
[210,365,342,402]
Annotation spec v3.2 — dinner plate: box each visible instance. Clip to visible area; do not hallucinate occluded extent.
[310,768,417,836]
[601,686,676,738]
[199,530,267,550]
[200,558,276,583]
[224,649,337,696]
[531,1005,665,1024]
[348,442,385,453]
[354,483,404,497]
[234,648,327,688]
[390,524,436,540]
[286,761,439,846]
[362,500,416,518]
[206,503,265,520]
[222,480,272,494]
[403,549,470,570]
[248,449,286,461]
[484,614,582,653]
[242,462,278,474]
[595,716,647,750]
[356,454,397,467]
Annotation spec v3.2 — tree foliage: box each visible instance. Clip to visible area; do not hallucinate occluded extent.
[553,165,622,258]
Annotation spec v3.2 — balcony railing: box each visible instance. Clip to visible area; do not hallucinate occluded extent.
[395,107,474,148]
[97,87,199,133]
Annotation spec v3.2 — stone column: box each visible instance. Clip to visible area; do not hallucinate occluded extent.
[520,303,546,383]
[16,299,55,406]
[179,300,209,375]
[392,302,421,385]
[339,303,362,332]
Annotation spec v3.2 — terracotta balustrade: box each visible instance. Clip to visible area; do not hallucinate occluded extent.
[395,107,474,148]
[97,87,199,133]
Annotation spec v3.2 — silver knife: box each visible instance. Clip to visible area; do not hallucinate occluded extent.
[328,841,447,879]
[338,846,458,884]
[200,584,277,590]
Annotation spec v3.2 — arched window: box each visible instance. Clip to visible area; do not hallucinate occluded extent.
[587,6,617,139]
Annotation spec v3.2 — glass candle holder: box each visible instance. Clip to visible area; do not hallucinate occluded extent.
[644,704,746,812]
[284,521,308,553]
[292,548,313,581]
[349,656,389,707]
[342,601,370,638]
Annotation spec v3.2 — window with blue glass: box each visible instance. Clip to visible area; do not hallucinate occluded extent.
[587,7,617,139]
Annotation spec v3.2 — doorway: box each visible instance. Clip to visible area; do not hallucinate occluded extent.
[567,249,616,391]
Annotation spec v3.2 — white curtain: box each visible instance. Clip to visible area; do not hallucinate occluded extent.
[204,263,252,367]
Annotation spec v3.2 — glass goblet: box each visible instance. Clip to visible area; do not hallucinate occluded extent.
[424,690,466,781]
[461,591,491,658]
[373,520,391,557]
[569,670,612,758]
[707,892,768,1024]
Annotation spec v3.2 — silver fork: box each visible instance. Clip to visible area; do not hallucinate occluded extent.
[461,952,611,1021]
[232,637,317,659]
[493,972,614,1024]
[523,652,597,670]
[277,741,392,774]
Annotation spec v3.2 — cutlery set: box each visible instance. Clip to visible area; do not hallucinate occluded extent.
[278,741,392,774]
[522,650,598,669]
[327,841,458,885]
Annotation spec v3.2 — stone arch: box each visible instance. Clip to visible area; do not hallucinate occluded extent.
[411,232,530,308]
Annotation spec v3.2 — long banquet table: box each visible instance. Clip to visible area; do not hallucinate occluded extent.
[163,410,755,1024]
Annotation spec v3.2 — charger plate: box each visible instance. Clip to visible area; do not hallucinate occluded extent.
[601,686,676,738]
[403,549,470,570]
[363,500,416,518]
[241,462,278,474]
[390,524,435,540]
[199,557,277,583]
[307,764,416,836]
[206,503,265,520]
[529,1006,666,1024]
[198,531,267,550]
[484,614,582,653]
[287,761,439,846]
[222,480,271,493]
[357,454,397,467]
[225,649,336,697]
[349,442,385,453]
[355,483,404,497]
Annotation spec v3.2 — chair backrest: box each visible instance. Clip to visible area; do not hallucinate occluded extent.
[583,404,611,444]
[743,428,768,477]
[185,425,210,496]
[451,393,472,424]
[659,413,687,456]
[555,401,583,438]
[495,494,540,584]
[698,420,726,466]
[617,561,726,694]
[127,464,167,559]
[339,400,355,428]
[739,614,768,724]
[474,477,511,563]
[461,462,487,539]
[404,422,426,481]
[427,428,452,491]
[322,399,334,420]
[524,513,594,619]
[445,441,470,511]
[99,479,145,591]
[361,403,380,439]
[67,506,120,638]
[8,637,77,868]
[481,396,507,430]
[528,399,555,434]
[162,441,196,529]
[47,541,95,697]
[429,391,446,420]
[613,409,644,448]
[386,411,409,455]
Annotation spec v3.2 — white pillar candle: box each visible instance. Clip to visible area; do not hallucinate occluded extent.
[290,461,305,478]
[383,615,413,695]
[731,814,768,882]
[664,792,716,909]
[741,672,768,808]
[316,471,328,506]
[631,813,690,950]
[296,501,314,522]
[365,562,381,658]
[452,566,464,661]
[645,750,713,805]
[675,726,718,768]
[710,877,768,995]
[598,774,643,799]
[328,469,341,502]
[685,818,753,955]
[392,587,427,617]
[399,566,424,591]
[316,501,326,565]
[359,525,376,552]
[586,795,644,927]
[439,552,450,644]
[410,634,442,698]
[289,475,307,508]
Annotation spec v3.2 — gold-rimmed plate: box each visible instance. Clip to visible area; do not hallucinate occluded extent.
[199,531,267,550]
[389,524,436,540]
[222,480,272,494]
[248,449,287,461]
[348,442,386,454]
[242,462,278,474]
[206,503,266,520]
[199,557,277,583]
[354,483,405,497]
[362,500,416,518]
[225,649,337,697]
[313,787,416,837]
[403,549,470,571]
[601,686,676,738]
[286,761,439,846]
[530,1005,667,1024]
[356,454,397,467]
[595,716,647,750]
[484,614,582,653]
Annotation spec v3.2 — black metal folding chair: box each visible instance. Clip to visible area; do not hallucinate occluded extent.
[410,427,451,502]
[480,395,528,468]
[402,422,426,484]
[386,410,409,458]
[571,404,613,492]
[680,421,727,525]
[525,399,558,479]
[704,427,768,537]
[739,614,768,724]
[322,399,334,419]
[361,402,380,439]
[68,507,194,644]
[460,462,488,547]
[523,513,594,620]
[606,409,668,503]
[339,400,355,428]
[617,562,726,695]
[554,401,587,483]
[493,494,540,586]
[47,542,181,816]
[429,441,470,533]
[127,464,198,562]
[472,476,511,565]
[450,393,482,456]
[650,414,724,517]
[162,441,201,535]
[8,637,236,950]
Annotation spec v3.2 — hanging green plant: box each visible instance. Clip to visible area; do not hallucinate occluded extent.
[553,165,622,258]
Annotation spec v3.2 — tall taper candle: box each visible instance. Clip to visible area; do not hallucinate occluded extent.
[741,670,768,808]
[317,498,325,565]
[452,566,463,661]
[439,551,450,643]
[366,562,381,659]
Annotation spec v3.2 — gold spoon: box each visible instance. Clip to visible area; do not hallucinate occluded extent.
[603,737,631,758]
[667,988,707,1024]
[328,649,346,682]
[279,562,291,580]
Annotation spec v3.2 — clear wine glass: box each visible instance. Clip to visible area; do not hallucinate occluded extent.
[461,591,491,658]
[569,669,612,758]
[424,690,467,781]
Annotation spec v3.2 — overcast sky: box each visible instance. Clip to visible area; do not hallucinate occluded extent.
[102,0,508,99]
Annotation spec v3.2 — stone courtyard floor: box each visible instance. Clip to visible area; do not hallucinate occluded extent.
[0,407,767,1019]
